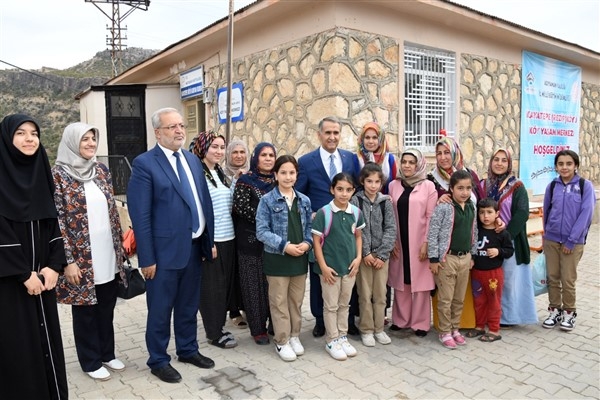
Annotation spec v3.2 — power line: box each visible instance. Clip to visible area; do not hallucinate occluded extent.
[0,60,60,84]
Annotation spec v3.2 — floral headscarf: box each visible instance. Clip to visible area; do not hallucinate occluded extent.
[435,136,464,182]
[189,130,230,188]
[189,130,223,160]
[484,148,518,202]
[398,148,427,187]
[357,122,388,165]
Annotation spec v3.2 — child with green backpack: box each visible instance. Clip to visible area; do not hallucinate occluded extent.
[312,172,365,361]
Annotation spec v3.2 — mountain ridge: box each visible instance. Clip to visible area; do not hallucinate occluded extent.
[0,47,158,162]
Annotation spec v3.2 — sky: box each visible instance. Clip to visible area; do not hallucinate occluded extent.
[0,0,598,71]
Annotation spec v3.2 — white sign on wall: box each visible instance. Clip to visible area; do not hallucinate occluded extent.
[180,66,204,100]
[217,83,244,123]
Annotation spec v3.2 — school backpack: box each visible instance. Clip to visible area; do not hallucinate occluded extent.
[320,203,361,246]
[356,196,386,223]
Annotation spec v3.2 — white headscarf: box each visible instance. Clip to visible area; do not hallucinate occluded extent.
[55,122,99,182]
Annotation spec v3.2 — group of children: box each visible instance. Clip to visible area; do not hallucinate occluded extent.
[254,150,593,361]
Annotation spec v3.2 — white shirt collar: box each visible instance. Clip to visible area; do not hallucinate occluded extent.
[319,146,339,161]
[328,200,353,214]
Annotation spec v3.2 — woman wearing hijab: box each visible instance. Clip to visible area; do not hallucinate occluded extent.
[223,139,249,327]
[427,135,482,330]
[353,122,398,194]
[190,131,238,348]
[233,142,276,345]
[427,136,483,202]
[53,122,126,381]
[224,139,250,186]
[388,149,437,337]
[479,148,537,326]
[0,114,68,399]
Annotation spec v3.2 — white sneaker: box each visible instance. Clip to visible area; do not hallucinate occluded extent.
[360,333,375,347]
[559,310,577,331]
[275,342,297,361]
[87,366,111,381]
[339,336,357,357]
[374,331,392,345]
[103,359,125,371]
[289,336,305,356]
[325,339,347,361]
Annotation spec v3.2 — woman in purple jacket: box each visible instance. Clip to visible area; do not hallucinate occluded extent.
[542,150,595,331]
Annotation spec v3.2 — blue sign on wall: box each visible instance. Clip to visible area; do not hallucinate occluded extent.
[519,51,581,195]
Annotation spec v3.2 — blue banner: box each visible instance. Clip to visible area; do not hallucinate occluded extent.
[520,51,581,195]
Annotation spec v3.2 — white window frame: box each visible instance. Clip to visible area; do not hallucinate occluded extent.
[404,44,456,152]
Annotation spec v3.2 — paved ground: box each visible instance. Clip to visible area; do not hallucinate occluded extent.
[59,224,600,400]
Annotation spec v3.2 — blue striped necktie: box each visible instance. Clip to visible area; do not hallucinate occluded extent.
[329,154,337,180]
[173,152,200,232]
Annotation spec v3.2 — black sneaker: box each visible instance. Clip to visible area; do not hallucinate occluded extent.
[542,307,562,329]
[559,310,577,331]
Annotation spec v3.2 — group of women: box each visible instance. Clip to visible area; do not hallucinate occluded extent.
[2,111,588,395]
[0,114,128,399]
[388,134,538,336]
[189,121,540,349]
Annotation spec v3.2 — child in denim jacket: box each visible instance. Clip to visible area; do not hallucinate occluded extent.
[256,155,312,361]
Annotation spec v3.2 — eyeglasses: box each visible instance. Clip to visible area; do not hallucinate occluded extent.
[158,123,186,131]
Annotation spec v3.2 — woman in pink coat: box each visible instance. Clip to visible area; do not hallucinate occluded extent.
[388,149,437,337]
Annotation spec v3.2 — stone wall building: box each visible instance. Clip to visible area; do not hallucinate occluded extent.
[78,0,600,186]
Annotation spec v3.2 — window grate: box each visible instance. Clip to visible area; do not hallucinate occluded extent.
[404,45,456,152]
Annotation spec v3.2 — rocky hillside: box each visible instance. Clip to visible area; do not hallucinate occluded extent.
[0,47,157,162]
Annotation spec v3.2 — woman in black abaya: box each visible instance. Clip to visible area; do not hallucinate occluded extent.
[0,114,68,400]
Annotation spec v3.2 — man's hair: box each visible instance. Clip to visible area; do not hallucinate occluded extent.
[318,116,341,131]
[151,107,180,129]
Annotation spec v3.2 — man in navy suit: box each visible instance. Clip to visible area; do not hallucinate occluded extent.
[127,108,215,383]
[296,116,357,337]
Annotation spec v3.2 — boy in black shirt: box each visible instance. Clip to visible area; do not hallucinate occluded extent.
[467,198,514,342]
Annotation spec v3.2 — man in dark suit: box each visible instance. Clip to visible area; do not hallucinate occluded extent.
[127,108,215,383]
[296,116,356,338]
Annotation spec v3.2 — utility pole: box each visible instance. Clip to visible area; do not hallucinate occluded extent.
[85,0,151,77]
[225,0,234,144]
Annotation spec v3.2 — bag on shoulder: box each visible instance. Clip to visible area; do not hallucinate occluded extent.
[117,253,146,299]
[320,203,361,246]
[532,254,548,297]
[122,227,136,256]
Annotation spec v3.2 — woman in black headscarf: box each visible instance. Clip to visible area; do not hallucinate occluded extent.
[0,114,68,400]
[232,142,276,345]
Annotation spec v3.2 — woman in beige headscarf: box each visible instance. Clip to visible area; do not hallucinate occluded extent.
[53,122,126,381]
[388,149,437,337]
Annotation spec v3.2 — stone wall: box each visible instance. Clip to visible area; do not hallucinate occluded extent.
[460,54,600,184]
[203,30,599,185]
[205,27,399,156]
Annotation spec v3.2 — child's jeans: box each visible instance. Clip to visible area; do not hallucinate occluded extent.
[434,253,471,334]
[471,267,504,332]
[321,274,356,343]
